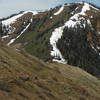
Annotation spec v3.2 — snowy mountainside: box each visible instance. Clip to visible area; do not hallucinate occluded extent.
[0,11,38,43]
[50,2,100,64]
[0,2,100,77]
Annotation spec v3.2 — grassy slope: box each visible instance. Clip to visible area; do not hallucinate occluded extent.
[0,44,100,100]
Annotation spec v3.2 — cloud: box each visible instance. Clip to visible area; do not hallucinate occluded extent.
[0,0,99,17]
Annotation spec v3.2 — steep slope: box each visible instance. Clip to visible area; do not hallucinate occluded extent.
[0,2,100,77]
[0,11,38,44]
[0,44,100,100]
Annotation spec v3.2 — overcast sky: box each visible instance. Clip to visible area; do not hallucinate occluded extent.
[0,0,99,17]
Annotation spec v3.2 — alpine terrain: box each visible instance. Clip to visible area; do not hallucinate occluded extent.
[0,2,100,100]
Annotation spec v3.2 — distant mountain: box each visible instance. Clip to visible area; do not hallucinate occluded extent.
[0,2,100,77]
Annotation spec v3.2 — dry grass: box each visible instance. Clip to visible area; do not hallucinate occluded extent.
[0,44,100,100]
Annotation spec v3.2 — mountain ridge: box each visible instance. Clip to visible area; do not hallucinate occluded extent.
[0,2,100,77]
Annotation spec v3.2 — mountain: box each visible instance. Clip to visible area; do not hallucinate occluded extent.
[0,11,38,43]
[0,43,100,100]
[0,2,100,77]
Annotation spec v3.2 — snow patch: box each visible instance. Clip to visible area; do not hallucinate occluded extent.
[50,2,95,64]
[90,44,98,53]
[97,46,100,50]
[50,27,67,64]
[54,5,64,15]
[64,3,93,28]
[98,32,100,35]
[2,11,37,26]
[2,35,9,39]
[90,16,93,18]
[50,16,53,19]
[1,11,38,39]
[89,4,100,11]
[7,22,31,46]
[53,59,67,64]
[80,3,90,15]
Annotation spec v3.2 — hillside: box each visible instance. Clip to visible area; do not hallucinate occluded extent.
[0,44,100,100]
[0,2,100,77]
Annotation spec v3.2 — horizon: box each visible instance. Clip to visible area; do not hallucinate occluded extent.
[0,0,100,18]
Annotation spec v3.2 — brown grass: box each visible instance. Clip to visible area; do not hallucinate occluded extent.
[0,44,100,100]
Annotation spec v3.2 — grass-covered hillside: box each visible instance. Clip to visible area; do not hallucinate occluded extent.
[0,44,100,100]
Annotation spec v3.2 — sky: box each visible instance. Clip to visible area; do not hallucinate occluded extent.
[0,0,99,17]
